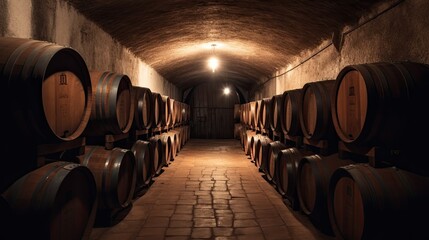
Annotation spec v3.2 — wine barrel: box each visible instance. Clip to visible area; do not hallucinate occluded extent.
[148,137,163,175]
[151,92,163,128]
[1,161,97,240]
[266,141,287,183]
[170,129,183,153]
[151,134,172,167]
[0,37,92,143]
[131,140,153,195]
[251,134,261,165]
[331,62,429,148]
[270,94,283,132]
[254,100,262,129]
[250,134,263,162]
[168,97,176,127]
[243,130,257,155]
[281,89,302,136]
[80,146,136,212]
[248,101,257,128]
[84,71,134,136]
[174,100,182,126]
[275,147,312,210]
[165,131,178,161]
[239,104,244,124]
[329,164,429,240]
[256,136,273,171]
[296,154,353,235]
[239,125,246,148]
[299,80,337,141]
[160,95,172,127]
[133,86,153,130]
[259,98,271,131]
[240,103,249,125]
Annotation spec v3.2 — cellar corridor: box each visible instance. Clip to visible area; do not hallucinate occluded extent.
[89,139,332,240]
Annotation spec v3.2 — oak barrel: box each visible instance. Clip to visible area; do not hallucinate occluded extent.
[329,163,429,240]
[169,98,177,127]
[247,101,256,128]
[240,103,249,125]
[151,92,163,128]
[281,89,302,136]
[259,98,271,131]
[331,62,429,148]
[266,141,287,183]
[256,136,273,171]
[148,137,163,175]
[131,140,153,195]
[270,94,283,132]
[254,100,262,129]
[151,134,172,168]
[239,125,247,148]
[133,86,153,130]
[170,129,183,154]
[165,131,178,161]
[243,130,256,155]
[84,71,134,136]
[275,147,312,210]
[0,37,92,143]
[1,161,97,240]
[80,146,136,211]
[160,95,172,127]
[296,154,353,235]
[250,134,263,162]
[299,80,337,140]
[174,100,183,125]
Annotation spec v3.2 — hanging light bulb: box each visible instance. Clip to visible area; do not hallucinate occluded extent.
[208,44,219,73]
[208,57,219,72]
[223,87,231,95]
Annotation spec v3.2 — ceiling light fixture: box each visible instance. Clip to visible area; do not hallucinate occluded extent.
[223,87,231,95]
[208,44,219,73]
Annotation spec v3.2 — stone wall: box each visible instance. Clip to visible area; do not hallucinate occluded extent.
[0,0,181,100]
[253,0,429,99]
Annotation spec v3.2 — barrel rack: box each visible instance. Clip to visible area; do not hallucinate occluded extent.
[36,137,86,166]
[337,141,396,168]
[302,138,337,156]
[284,134,303,148]
[86,133,130,150]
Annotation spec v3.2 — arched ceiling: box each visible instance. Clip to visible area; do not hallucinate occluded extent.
[66,0,386,91]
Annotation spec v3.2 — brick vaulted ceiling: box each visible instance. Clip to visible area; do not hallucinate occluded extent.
[66,0,386,90]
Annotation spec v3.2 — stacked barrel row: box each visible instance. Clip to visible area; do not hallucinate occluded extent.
[76,68,191,227]
[133,86,190,132]
[236,61,429,239]
[0,37,97,240]
[0,37,191,239]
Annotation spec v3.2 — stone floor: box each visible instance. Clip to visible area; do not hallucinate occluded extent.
[89,139,334,240]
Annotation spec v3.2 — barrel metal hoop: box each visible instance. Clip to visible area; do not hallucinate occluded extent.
[30,162,68,215]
